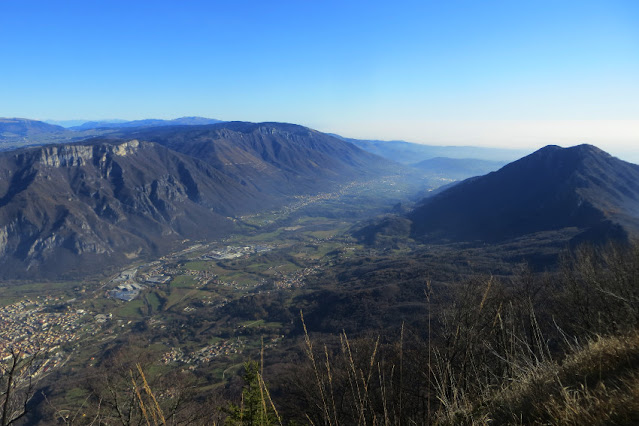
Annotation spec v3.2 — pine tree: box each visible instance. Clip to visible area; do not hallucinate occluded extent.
[225,361,277,425]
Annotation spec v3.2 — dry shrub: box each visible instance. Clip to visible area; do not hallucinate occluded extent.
[447,332,639,425]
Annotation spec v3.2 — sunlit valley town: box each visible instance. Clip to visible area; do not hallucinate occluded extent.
[1,179,384,370]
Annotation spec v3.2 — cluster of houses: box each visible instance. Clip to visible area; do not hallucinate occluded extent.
[161,337,248,365]
[0,298,85,359]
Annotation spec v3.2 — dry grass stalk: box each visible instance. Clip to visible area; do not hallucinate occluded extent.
[301,309,332,425]
[130,371,150,426]
[137,364,166,425]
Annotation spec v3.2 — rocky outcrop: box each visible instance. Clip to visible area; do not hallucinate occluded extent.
[37,140,141,168]
[38,144,94,167]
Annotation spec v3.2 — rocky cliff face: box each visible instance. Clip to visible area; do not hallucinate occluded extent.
[0,139,261,278]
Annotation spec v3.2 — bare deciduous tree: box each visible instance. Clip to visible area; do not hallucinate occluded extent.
[0,346,43,426]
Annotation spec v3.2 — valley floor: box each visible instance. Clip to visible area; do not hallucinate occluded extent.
[2,172,637,425]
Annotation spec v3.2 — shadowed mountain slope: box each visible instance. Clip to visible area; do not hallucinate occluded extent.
[120,122,390,196]
[409,144,639,243]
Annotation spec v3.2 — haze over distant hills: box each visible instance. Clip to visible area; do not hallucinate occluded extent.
[44,117,224,129]
[70,116,224,130]
[45,119,127,128]
[412,157,507,180]
[0,117,226,151]
[409,144,639,244]
[333,135,531,163]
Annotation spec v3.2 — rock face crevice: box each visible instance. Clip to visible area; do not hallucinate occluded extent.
[0,167,38,208]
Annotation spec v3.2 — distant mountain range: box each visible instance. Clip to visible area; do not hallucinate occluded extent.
[409,144,639,243]
[411,157,507,180]
[331,135,531,163]
[9,119,528,167]
[69,116,224,130]
[45,119,127,128]
[116,122,386,196]
[0,122,388,279]
[0,117,224,151]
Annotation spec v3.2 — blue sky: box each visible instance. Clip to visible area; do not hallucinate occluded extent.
[1,0,638,157]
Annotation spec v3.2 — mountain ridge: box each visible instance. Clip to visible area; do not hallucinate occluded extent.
[409,144,639,243]
[0,139,263,278]
[117,121,390,197]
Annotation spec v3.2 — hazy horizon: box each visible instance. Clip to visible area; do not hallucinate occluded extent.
[2,0,637,160]
[36,116,638,163]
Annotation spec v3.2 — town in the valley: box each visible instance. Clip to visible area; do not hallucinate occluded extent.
[0,175,410,381]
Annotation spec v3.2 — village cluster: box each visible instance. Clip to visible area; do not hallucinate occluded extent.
[0,296,86,360]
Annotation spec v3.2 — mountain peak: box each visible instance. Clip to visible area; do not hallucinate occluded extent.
[532,143,610,159]
[409,144,639,243]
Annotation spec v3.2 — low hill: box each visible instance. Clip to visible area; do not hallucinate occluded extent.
[0,118,75,149]
[409,144,639,243]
